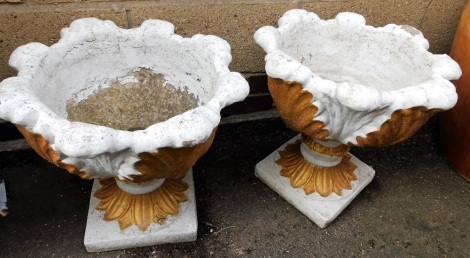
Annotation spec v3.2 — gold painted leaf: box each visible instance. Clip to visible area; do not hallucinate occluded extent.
[268,77,328,140]
[15,125,89,179]
[95,178,189,231]
[132,130,216,182]
[354,107,440,147]
[277,140,357,197]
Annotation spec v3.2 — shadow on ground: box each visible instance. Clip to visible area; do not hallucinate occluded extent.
[0,117,469,257]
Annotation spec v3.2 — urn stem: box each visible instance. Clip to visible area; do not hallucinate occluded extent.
[300,142,342,167]
[116,178,165,195]
[276,135,357,197]
[300,134,350,161]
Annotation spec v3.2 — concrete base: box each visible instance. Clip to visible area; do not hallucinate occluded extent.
[84,171,197,252]
[255,135,375,228]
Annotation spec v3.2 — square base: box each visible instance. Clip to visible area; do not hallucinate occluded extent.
[84,171,197,252]
[255,135,375,228]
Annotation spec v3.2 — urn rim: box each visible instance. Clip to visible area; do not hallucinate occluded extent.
[254,9,461,112]
[254,9,461,145]
[0,18,249,158]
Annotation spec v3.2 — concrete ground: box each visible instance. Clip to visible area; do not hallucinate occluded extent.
[0,117,469,257]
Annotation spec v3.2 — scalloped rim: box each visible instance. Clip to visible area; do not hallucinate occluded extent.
[255,9,460,111]
[0,18,249,158]
[254,9,461,144]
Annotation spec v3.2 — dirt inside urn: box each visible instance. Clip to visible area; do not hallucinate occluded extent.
[66,68,199,131]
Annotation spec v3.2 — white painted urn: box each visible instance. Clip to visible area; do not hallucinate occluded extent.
[254,9,461,227]
[0,18,249,245]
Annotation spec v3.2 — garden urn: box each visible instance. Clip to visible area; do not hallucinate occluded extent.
[254,9,461,228]
[0,18,249,251]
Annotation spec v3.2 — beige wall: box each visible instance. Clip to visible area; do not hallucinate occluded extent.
[0,0,467,81]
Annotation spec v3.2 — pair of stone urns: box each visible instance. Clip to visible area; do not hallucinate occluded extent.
[0,9,461,252]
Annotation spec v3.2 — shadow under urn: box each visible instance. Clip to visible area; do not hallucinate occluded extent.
[0,18,249,251]
[254,10,461,228]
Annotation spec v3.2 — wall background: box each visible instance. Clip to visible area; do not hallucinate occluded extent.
[1,0,467,79]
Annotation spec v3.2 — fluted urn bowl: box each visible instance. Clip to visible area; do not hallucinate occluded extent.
[0,18,249,231]
[254,10,461,197]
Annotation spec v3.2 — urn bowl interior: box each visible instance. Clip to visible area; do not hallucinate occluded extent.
[283,23,434,91]
[66,68,199,131]
[31,37,219,130]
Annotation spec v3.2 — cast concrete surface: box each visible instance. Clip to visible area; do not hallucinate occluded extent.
[0,117,469,257]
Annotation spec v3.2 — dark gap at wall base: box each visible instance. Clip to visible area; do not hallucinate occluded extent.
[0,122,22,141]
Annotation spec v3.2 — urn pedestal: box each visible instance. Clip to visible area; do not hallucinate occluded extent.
[0,18,249,251]
[84,172,197,252]
[255,135,375,228]
[254,10,461,228]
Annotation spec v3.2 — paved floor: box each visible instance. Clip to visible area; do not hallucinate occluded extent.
[0,117,469,257]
